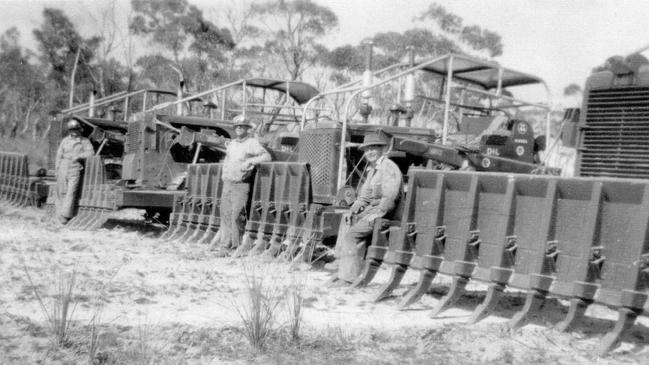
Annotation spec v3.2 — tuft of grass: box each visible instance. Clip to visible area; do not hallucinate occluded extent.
[86,310,102,365]
[23,265,78,348]
[217,261,287,352]
[286,271,307,342]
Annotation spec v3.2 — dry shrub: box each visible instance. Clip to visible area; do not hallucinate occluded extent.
[24,265,78,347]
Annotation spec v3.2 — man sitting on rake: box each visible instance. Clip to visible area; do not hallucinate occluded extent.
[55,118,95,224]
[336,133,403,283]
[210,114,271,256]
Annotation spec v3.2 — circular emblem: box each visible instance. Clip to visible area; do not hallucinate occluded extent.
[517,122,528,135]
[481,157,491,168]
[516,145,525,156]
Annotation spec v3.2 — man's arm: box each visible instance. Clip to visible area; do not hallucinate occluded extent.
[78,139,95,159]
[350,178,371,214]
[244,139,271,166]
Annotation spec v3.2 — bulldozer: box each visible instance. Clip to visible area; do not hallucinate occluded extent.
[53,78,322,230]
[325,49,649,356]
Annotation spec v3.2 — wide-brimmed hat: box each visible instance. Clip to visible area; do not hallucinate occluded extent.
[232,114,254,128]
[359,134,388,150]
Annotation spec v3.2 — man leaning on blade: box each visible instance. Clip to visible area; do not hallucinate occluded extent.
[55,119,95,224]
[210,114,271,256]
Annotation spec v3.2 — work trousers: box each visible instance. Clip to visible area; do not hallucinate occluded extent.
[56,164,82,220]
[336,206,384,282]
[216,181,250,249]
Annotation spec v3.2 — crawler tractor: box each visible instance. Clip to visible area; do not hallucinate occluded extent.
[332,50,649,356]
[38,79,321,230]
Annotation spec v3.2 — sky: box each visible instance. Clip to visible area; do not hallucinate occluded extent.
[2,0,649,106]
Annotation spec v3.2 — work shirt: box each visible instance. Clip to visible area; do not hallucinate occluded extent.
[354,156,403,213]
[55,135,95,173]
[221,136,271,182]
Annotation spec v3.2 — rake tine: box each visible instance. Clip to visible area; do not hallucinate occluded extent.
[77,207,99,229]
[184,226,208,244]
[231,232,254,258]
[88,209,111,230]
[250,234,269,255]
[175,223,197,244]
[430,276,469,317]
[467,282,506,324]
[167,221,190,242]
[507,289,546,329]
[65,208,88,229]
[197,225,218,245]
[598,307,641,356]
[398,269,437,310]
[264,234,284,258]
[274,237,293,262]
[372,264,408,303]
[351,257,384,288]
[159,218,179,240]
[555,297,590,332]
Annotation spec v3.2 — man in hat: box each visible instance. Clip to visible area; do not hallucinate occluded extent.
[211,114,271,254]
[55,118,95,224]
[336,133,403,282]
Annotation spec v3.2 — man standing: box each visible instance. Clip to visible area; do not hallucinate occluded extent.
[337,133,403,282]
[211,115,271,254]
[55,119,95,224]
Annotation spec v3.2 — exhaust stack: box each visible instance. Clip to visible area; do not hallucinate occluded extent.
[359,41,374,123]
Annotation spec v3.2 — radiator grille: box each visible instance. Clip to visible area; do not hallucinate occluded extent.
[126,122,140,154]
[577,86,649,178]
[297,128,341,203]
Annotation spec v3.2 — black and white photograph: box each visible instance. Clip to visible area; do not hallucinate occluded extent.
[1,0,649,363]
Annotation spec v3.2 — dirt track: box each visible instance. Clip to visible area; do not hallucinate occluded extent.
[1,206,648,364]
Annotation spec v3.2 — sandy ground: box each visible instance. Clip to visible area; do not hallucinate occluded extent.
[1,205,649,364]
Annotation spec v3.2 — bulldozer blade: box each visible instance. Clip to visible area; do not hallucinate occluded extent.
[352,258,383,288]
[398,269,437,310]
[372,264,408,303]
[598,307,640,356]
[467,282,506,324]
[555,297,590,332]
[430,276,469,317]
[508,290,546,329]
[231,233,254,258]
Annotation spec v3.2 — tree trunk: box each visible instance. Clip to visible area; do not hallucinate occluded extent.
[68,48,82,109]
